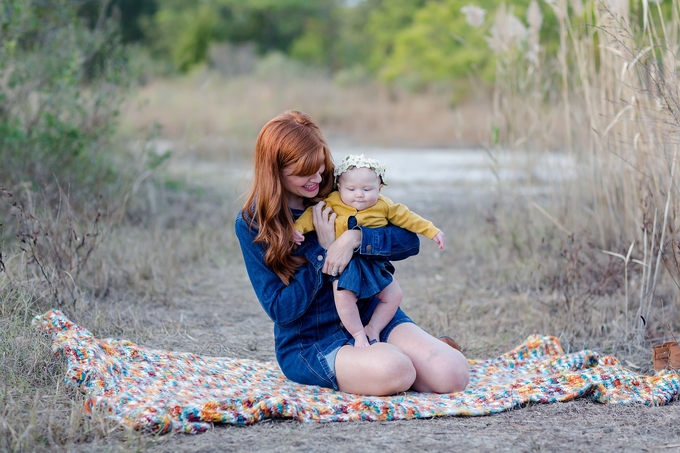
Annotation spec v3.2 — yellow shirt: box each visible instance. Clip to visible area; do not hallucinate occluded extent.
[294,191,440,239]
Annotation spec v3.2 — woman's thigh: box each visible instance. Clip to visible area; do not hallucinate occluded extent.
[334,342,416,395]
[386,323,470,393]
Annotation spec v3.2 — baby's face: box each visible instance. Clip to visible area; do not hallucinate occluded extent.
[337,167,381,211]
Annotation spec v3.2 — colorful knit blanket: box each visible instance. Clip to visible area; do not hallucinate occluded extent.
[34,309,680,434]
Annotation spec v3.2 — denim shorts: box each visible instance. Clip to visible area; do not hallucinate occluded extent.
[316,307,414,389]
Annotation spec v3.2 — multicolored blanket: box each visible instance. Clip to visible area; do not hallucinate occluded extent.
[34,309,680,434]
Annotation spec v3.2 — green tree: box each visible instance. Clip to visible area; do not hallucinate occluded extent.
[152,4,218,72]
[383,0,499,84]
[364,0,429,73]
[114,0,158,43]
[371,0,563,90]
[332,0,383,70]
[289,5,337,68]
[0,0,131,200]
[145,0,339,72]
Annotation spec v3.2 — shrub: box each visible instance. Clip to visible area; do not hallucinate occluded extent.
[0,0,131,203]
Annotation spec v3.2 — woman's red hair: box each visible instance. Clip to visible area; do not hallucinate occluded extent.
[242,110,334,284]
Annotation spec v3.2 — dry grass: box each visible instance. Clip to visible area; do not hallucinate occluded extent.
[120,56,494,161]
[489,0,680,346]
[0,284,135,452]
[0,181,242,452]
[384,190,661,367]
[1,178,672,452]
[0,166,677,451]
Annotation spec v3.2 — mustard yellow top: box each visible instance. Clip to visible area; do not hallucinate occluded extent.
[294,191,440,239]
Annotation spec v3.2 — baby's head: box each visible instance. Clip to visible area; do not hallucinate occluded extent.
[333,154,386,211]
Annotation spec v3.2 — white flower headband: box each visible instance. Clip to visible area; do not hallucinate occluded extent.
[334,154,387,186]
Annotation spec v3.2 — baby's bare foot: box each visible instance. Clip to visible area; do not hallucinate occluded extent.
[364,324,379,344]
[353,332,370,348]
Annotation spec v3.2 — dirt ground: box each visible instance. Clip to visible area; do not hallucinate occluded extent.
[89,255,680,453]
[69,155,680,453]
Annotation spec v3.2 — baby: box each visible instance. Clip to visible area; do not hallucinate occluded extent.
[294,154,445,348]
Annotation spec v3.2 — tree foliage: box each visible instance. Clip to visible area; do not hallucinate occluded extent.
[127,0,568,88]
[0,0,131,199]
[363,0,429,73]
[143,0,339,72]
[371,0,559,86]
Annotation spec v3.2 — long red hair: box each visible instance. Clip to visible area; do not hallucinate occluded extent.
[242,110,335,284]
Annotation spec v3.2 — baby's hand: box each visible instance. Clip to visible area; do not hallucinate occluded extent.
[433,231,446,250]
[293,230,305,246]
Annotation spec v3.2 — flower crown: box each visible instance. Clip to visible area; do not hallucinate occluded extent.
[333,154,387,186]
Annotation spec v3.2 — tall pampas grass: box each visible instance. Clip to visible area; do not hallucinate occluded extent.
[490,0,680,344]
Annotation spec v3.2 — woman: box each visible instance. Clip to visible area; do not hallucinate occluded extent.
[235,110,469,395]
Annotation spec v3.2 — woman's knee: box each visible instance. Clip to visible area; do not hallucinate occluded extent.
[429,354,470,394]
[448,360,470,393]
[366,344,416,393]
[336,344,416,395]
[382,350,417,392]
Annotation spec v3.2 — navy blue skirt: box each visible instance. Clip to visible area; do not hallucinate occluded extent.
[331,256,395,299]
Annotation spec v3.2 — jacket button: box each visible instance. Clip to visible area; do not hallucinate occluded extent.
[366,245,372,252]
[317,255,324,261]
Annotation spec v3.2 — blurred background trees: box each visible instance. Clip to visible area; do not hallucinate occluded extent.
[1,0,134,202]
[2,0,674,195]
[107,0,552,83]
[1,0,564,198]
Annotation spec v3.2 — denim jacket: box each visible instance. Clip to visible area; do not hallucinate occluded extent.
[235,208,420,388]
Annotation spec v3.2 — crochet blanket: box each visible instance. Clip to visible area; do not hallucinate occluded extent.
[34,309,680,434]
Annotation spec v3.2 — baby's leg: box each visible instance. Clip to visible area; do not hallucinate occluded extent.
[333,281,369,348]
[364,279,402,343]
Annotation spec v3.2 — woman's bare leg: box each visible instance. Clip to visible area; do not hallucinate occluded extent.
[334,343,416,395]
[387,323,469,393]
[364,280,402,343]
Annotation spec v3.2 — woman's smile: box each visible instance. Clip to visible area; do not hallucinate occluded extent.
[281,163,325,208]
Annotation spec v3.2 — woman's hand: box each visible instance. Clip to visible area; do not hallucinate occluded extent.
[323,229,361,275]
[312,201,336,249]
